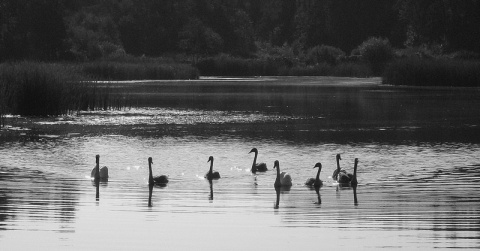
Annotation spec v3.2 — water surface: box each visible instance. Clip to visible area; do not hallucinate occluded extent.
[1,77,480,250]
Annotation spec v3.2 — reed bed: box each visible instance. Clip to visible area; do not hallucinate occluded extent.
[0,59,198,121]
[0,62,89,117]
[383,57,480,87]
[81,59,199,80]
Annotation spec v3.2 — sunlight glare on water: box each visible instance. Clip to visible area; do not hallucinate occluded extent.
[1,77,480,250]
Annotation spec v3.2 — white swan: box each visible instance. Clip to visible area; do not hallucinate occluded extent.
[305,162,323,187]
[332,154,344,181]
[249,148,268,173]
[273,160,292,187]
[91,154,108,181]
[148,157,169,185]
[205,156,220,180]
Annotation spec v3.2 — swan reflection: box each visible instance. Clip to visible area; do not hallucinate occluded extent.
[274,186,291,209]
[148,183,153,207]
[209,180,214,201]
[336,183,359,206]
[315,186,321,205]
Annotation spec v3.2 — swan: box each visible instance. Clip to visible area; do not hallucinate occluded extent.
[148,157,169,185]
[305,162,323,187]
[249,148,268,173]
[273,160,292,187]
[205,156,220,180]
[91,155,108,181]
[332,154,344,181]
[338,158,359,185]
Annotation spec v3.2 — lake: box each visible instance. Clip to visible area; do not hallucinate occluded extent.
[1,76,480,250]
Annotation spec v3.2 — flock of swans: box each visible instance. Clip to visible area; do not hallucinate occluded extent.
[90,148,359,189]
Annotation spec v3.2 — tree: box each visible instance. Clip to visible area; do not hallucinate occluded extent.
[178,18,223,64]
[0,0,66,61]
[398,0,480,52]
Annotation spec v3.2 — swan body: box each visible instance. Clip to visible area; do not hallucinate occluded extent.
[273,160,292,187]
[148,157,169,185]
[338,158,359,186]
[332,154,344,181]
[91,155,108,181]
[205,156,220,180]
[249,148,268,173]
[305,162,323,187]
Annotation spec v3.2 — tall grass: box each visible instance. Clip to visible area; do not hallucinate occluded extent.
[81,57,199,80]
[383,57,480,87]
[0,62,89,117]
[0,59,199,121]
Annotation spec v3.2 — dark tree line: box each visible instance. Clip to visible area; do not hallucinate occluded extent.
[1,0,479,62]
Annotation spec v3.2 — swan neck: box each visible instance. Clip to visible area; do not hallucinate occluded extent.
[95,162,100,179]
[315,167,321,180]
[353,161,358,177]
[148,161,153,184]
[252,152,258,167]
[209,159,214,174]
[336,158,341,170]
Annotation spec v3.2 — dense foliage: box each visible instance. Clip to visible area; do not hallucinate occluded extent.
[1,0,479,62]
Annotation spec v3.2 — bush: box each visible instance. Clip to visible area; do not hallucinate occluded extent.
[383,57,480,87]
[355,37,394,75]
[306,45,345,65]
[197,54,289,76]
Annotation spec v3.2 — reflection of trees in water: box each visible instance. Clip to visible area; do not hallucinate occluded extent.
[0,167,82,228]
[0,191,16,229]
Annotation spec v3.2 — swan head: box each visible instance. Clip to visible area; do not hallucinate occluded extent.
[249,148,258,154]
[96,154,100,163]
[314,162,322,169]
[148,157,153,164]
[273,160,279,169]
[336,154,341,160]
[354,158,359,165]
[208,156,214,162]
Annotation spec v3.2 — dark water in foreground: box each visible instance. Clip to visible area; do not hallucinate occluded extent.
[1,77,480,250]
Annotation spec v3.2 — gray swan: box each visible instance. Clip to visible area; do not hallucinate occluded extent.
[338,158,358,186]
[205,156,221,180]
[249,148,268,173]
[148,157,169,185]
[305,162,323,187]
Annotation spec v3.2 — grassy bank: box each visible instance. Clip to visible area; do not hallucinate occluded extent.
[383,57,480,87]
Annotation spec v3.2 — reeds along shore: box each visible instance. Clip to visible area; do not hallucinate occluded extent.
[0,62,85,117]
[0,60,198,118]
[1,55,479,119]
